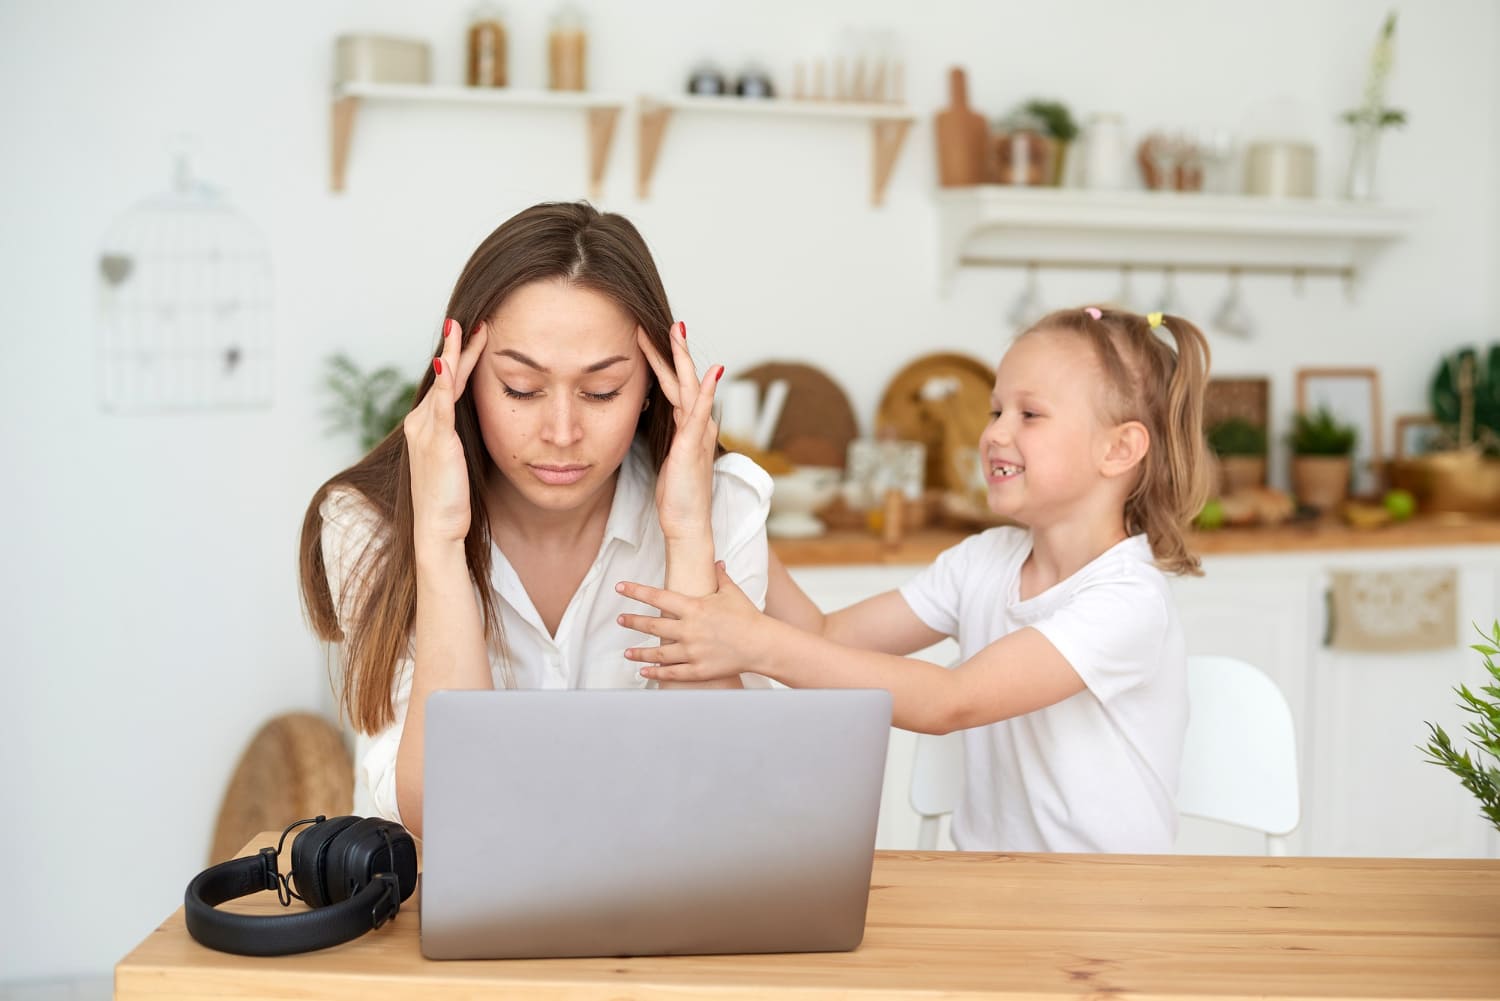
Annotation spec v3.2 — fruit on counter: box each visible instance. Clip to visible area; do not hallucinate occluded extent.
[1214,486,1296,527]
[1194,498,1225,530]
[1341,500,1392,529]
[1383,488,1417,521]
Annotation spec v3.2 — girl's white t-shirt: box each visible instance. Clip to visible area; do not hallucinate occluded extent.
[320,441,773,823]
[899,528,1187,853]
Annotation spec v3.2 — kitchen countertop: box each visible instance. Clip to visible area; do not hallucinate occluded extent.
[773,515,1500,567]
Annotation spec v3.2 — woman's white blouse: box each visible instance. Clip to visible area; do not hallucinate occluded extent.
[320,442,773,822]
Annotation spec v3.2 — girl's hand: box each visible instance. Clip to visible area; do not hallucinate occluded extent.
[637,323,723,543]
[404,318,489,548]
[617,563,765,682]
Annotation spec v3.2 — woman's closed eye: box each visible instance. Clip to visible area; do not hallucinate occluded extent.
[501,383,623,402]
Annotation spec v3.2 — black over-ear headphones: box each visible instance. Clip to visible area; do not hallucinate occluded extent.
[184,815,419,956]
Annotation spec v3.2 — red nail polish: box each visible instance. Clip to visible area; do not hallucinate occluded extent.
[714,365,725,382]
[433,358,443,375]
[442,319,452,338]
[680,321,687,340]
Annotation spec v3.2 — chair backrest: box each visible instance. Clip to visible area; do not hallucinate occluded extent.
[909,730,963,851]
[1178,654,1301,854]
[906,655,1301,854]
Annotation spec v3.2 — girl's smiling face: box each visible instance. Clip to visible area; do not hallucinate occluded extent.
[979,331,1123,525]
[470,279,651,514]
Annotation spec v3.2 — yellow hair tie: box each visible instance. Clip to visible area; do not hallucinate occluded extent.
[1147,311,1164,329]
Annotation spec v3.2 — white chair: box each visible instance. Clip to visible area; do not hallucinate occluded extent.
[910,730,963,850]
[907,654,1301,854]
[1178,654,1301,855]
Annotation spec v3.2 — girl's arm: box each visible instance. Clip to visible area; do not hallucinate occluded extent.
[618,566,1084,733]
[395,320,494,837]
[764,550,947,655]
[636,324,740,689]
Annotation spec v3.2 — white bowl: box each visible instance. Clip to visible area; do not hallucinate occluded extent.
[769,466,842,538]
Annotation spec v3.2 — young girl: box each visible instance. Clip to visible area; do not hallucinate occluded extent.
[299,202,771,837]
[617,307,1212,853]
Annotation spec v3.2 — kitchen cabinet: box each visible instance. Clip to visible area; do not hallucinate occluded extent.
[787,539,1500,858]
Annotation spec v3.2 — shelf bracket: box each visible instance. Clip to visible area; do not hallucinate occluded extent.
[636,103,672,200]
[331,95,360,193]
[870,118,913,206]
[585,105,620,202]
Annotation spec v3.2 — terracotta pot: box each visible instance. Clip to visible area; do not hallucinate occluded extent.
[1291,455,1351,511]
[1219,455,1267,494]
[1387,450,1500,515]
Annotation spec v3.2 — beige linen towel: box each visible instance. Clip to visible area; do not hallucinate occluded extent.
[1327,567,1457,652]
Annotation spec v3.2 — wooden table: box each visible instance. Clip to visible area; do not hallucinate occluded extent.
[118,836,1500,999]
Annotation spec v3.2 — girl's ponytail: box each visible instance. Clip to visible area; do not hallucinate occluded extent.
[1128,315,1212,576]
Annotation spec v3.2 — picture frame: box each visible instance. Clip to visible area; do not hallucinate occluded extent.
[1203,376,1270,432]
[1393,413,1444,460]
[1295,367,1382,495]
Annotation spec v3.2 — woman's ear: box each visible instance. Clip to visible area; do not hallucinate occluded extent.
[1101,420,1150,479]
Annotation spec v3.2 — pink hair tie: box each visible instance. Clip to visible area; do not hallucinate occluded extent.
[1084,307,1102,320]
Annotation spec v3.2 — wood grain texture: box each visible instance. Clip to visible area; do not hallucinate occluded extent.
[118,839,1500,1000]
[772,517,1500,566]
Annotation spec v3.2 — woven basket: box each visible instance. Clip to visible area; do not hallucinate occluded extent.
[209,712,354,864]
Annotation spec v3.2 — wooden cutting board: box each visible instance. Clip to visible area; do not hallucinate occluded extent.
[738,362,860,470]
[876,351,996,491]
[934,67,988,187]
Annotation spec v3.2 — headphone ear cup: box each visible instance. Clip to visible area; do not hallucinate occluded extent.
[290,815,359,910]
[325,818,419,905]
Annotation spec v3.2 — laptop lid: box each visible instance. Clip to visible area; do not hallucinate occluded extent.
[420,688,891,959]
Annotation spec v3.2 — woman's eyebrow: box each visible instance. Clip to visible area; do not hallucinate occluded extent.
[495,349,629,374]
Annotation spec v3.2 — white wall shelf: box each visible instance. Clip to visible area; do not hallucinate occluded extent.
[330,83,627,198]
[635,95,914,206]
[937,186,1412,289]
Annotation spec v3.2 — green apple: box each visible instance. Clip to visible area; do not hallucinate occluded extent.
[1383,488,1417,521]
[1195,498,1225,530]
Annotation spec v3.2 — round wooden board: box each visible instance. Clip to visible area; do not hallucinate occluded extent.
[738,362,861,470]
[210,712,354,864]
[876,352,996,491]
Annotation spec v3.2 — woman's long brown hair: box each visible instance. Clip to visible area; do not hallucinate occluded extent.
[1023,307,1213,576]
[299,202,679,734]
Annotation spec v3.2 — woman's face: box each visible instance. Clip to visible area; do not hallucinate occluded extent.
[469,279,651,515]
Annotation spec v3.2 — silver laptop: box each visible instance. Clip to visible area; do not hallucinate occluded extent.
[420,688,891,960]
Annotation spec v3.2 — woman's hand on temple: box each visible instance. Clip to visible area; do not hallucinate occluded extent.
[617,562,766,683]
[404,318,489,549]
[638,323,722,543]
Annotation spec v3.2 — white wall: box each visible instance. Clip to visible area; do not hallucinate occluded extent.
[2,0,1496,982]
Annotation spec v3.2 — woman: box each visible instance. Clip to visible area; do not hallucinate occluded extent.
[299,202,771,836]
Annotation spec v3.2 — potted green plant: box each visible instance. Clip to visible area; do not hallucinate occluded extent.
[1207,417,1268,493]
[322,353,418,453]
[1022,98,1078,186]
[1421,621,1500,835]
[1288,407,1357,511]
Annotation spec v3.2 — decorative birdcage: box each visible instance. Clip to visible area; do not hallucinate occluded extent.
[97,154,273,413]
